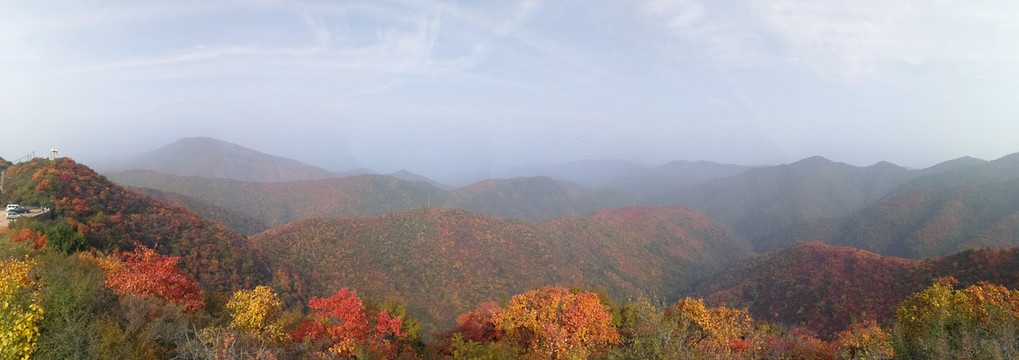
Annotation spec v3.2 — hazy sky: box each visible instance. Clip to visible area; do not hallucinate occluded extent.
[3,0,1019,182]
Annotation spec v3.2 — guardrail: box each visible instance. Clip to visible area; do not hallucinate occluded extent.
[13,151,35,164]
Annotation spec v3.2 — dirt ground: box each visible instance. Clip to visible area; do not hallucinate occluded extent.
[1,207,47,229]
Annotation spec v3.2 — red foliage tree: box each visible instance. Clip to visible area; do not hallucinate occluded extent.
[437,300,505,356]
[291,288,406,359]
[89,245,206,311]
[453,301,504,344]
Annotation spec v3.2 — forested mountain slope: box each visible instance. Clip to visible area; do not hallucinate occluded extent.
[0,158,269,292]
[106,170,637,230]
[656,157,919,239]
[691,242,1019,336]
[757,153,1019,258]
[606,160,757,198]
[250,206,752,330]
[129,186,273,236]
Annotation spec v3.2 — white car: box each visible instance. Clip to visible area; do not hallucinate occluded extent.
[6,204,19,212]
[5,211,20,220]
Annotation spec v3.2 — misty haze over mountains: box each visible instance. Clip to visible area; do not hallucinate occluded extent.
[104,137,763,187]
[101,136,981,189]
[102,136,1007,246]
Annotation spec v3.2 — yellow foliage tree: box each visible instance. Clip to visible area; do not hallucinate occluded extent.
[831,320,894,359]
[226,285,287,346]
[668,297,753,355]
[894,278,1019,359]
[0,257,44,360]
[615,295,688,358]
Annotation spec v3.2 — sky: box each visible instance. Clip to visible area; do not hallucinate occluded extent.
[2,0,1019,184]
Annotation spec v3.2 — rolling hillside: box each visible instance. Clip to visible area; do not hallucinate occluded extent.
[129,186,273,236]
[450,176,636,219]
[109,137,344,182]
[106,169,448,229]
[0,157,270,292]
[250,206,753,330]
[691,242,1019,337]
[106,170,638,230]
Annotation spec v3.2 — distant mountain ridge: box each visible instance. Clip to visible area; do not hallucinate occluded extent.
[105,143,1006,245]
[655,156,986,241]
[655,156,913,239]
[494,159,756,194]
[495,160,648,189]
[757,153,1019,258]
[607,160,759,199]
[110,137,346,182]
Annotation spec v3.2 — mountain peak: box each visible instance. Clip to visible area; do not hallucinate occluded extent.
[116,137,339,182]
[791,155,836,167]
[867,160,903,169]
[993,151,1019,164]
[159,137,276,158]
[174,136,230,144]
[923,156,987,173]
[386,170,449,188]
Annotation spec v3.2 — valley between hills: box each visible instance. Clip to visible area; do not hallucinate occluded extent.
[4,137,1019,359]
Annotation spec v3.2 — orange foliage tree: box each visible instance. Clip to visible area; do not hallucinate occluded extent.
[497,286,620,359]
[88,245,205,311]
[291,288,406,359]
[831,320,894,359]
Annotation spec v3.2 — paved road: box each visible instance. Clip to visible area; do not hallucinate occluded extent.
[1,207,47,228]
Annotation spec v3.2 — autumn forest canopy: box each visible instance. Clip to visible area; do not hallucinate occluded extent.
[5,143,1019,359]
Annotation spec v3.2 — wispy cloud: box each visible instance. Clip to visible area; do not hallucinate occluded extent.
[48,1,544,97]
[639,0,1019,82]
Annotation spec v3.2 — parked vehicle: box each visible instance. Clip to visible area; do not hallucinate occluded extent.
[6,204,29,214]
[5,211,20,220]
